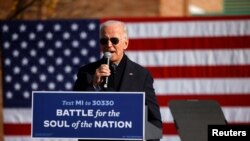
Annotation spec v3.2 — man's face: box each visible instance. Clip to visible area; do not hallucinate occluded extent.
[100,24,128,64]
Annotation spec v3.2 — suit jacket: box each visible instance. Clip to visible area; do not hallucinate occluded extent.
[73,55,162,129]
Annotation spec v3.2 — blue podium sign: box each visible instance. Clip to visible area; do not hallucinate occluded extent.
[32,91,145,140]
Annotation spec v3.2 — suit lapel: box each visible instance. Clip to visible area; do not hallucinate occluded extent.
[119,59,135,91]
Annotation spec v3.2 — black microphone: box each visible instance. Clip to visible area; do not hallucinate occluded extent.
[103,52,112,88]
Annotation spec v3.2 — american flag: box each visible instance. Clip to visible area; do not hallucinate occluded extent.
[1,19,100,141]
[1,16,250,141]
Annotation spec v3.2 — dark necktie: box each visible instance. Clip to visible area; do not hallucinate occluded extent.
[111,63,117,73]
[108,63,117,90]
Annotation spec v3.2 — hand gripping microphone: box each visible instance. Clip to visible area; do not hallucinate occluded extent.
[103,52,112,88]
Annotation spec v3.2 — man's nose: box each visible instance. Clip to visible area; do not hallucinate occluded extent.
[107,40,113,47]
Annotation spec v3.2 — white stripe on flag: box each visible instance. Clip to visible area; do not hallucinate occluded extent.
[4,136,180,141]
[160,106,250,123]
[126,20,250,38]
[4,137,78,141]
[4,108,31,123]
[4,107,250,124]
[126,49,250,67]
[154,78,250,94]
[161,135,181,141]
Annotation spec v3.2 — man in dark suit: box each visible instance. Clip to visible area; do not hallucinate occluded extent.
[73,20,162,140]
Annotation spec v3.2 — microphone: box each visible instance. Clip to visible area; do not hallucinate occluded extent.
[103,52,112,88]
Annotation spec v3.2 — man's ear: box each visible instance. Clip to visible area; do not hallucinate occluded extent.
[123,39,129,50]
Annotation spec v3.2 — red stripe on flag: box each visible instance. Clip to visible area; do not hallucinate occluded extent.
[163,123,178,135]
[101,16,250,23]
[148,65,250,78]
[228,123,250,125]
[157,94,250,107]
[4,123,250,136]
[162,123,250,135]
[3,123,178,136]
[3,123,179,136]
[4,123,31,135]
[129,36,250,51]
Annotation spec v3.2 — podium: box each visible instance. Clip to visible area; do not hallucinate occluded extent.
[32,91,162,141]
[169,100,227,141]
[79,106,162,141]
[78,106,162,141]
[144,106,162,140]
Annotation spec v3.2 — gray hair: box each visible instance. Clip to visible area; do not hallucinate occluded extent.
[100,20,129,39]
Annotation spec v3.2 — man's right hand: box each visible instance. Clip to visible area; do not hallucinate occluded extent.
[93,64,111,86]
